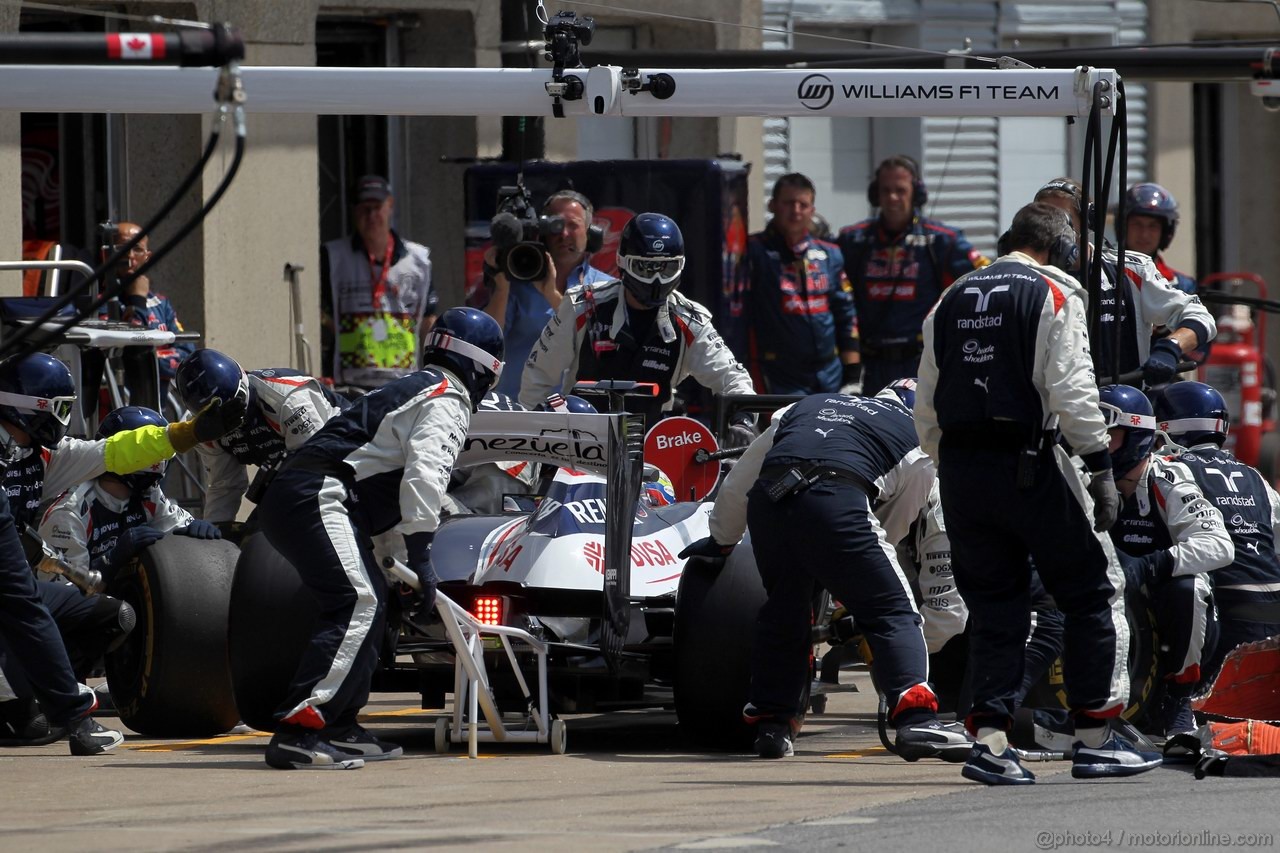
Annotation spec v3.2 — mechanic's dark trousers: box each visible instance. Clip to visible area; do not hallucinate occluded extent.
[0,492,93,726]
[861,354,921,397]
[1015,572,1066,709]
[745,479,934,724]
[261,467,388,731]
[0,582,133,694]
[760,357,842,396]
[1148,573,1213,687]
[1199,592,1280,690]
[939,443,1128,733]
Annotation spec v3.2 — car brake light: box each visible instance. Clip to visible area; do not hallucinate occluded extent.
[473,596,503,626]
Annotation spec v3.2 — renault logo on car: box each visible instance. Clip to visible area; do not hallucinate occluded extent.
[798,73,834,110]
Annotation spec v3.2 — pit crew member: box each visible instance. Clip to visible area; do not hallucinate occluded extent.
[0,352,244,755]
[1124,182,1196,294]
[518,212,757,443]
[260,307,503,770]
[1153,381,1280,689]
[681,385,972,762]
[917,202,1160,785]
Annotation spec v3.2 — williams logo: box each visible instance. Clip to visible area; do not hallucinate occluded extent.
[798,73,834,110]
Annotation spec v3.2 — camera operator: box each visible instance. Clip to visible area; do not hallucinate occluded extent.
[481,189,612,396]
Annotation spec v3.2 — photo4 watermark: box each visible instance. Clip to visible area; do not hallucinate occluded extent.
[1035,829,1274,850]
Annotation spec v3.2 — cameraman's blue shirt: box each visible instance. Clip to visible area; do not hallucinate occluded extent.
[494,259,611,396]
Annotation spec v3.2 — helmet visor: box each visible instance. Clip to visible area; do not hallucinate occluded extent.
[425,329,504,384]
[619,254,685,285]
[1099,402,1155,431]
[0,390,75,427]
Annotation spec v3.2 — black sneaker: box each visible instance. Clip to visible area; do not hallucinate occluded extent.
[755,721,795,759]
[326,724,404,762]
[895,719,974,762]
[68,715,124,755]
[266,729,365,770]
[0,698,64,747]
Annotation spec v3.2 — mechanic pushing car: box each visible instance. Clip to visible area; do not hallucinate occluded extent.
[174,349,346,533]
[0,352,245,756]
[680,382,973,762]
[1100,384,1234,750]
[518,212,758,444]
[259,307,504,770]
[1154,381,1280,690]
[916,202,1161,785]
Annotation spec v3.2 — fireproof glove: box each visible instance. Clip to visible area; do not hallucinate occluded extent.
[678,536,735,561]
[1142,337,1183,386]
[107,525,165,571]
[1140,549,1176,589]
[839,361,863,396]
[1086,467,1120,533]
[175,519,221,540]
[725,421,757,450]
[404,531,438,615]
[167,396,249,453]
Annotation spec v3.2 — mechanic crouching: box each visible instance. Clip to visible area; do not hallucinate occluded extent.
[259,307,504,770]
[681,385,972,761]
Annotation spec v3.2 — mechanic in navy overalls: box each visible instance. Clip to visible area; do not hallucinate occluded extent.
[681,385,973,762]
[518,213,757,446]
[837,155,987,395]
[0,352,244,755]
[738,173,860,395]
[916,202,1160,785]
[173,349,346,532]
[260,308,504,771]
[1154,381,1280,690]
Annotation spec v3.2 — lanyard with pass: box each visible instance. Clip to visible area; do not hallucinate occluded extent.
[367,235,394,340]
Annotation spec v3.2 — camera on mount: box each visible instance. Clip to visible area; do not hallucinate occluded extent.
[491,185,559,283]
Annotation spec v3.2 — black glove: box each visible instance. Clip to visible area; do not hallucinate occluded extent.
[1086,467,1120,533]
[678,536,735,561]
[724,421,757,450]
[404,531,438,615]
[193,396,248,444]
[107,525,165,571]
[1139,549,1175,589]
[175,519,221,540]
[840,361,863,395]
[1142,337,1182,386]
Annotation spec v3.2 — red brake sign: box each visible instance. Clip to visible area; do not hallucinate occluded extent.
[643,416,721,503]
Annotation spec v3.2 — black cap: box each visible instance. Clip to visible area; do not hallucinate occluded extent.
[355,175,391,203]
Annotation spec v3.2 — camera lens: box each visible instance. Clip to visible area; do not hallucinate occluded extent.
[506,243,547,282]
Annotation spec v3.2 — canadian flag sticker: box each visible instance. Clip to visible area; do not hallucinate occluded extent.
[107,33,167,61]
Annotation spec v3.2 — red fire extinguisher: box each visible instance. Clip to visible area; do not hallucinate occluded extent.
[1197,273,1275,479]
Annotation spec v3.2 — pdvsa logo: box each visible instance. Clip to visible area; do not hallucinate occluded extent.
[798,73,834,110]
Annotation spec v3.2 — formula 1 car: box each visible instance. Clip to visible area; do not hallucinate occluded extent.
[226,398,768,750]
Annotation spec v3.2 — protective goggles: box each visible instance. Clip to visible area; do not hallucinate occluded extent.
[1099,403,1155,431]
[0,390,75,427]
[1157,416,1228,436]
[619,254,685,285]
[426,329,504,382]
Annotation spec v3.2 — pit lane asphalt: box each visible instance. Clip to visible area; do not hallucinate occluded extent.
[1,672,1273,852]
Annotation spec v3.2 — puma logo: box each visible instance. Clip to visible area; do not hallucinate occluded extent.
[814,427,833,438]
[1246,541,1260,554]
[974,377,990,392]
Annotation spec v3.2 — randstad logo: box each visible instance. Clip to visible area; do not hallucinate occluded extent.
[798,73,834,110]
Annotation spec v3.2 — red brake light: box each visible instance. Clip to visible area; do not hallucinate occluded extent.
[473,596,503,626]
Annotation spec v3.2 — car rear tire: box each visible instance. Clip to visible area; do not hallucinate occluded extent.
[104,534,241,737]
[673,542,767,751]
[227,531,318,733]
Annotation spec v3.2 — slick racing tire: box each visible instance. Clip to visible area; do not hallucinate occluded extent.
[227,531,319,733]
[104,534,242,737]
[673,541,767,751]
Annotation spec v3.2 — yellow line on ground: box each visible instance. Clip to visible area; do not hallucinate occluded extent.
[359,707,444,719]
[124,734,265,752]
[823,747,889,759]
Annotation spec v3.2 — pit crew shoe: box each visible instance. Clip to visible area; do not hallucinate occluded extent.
[0,698,64,747]
[755,721,795,759]
[1070,732,1163,778]
[266,729,365,770]
[327,724,404,762]
[68,715,124,755]
[961,742,1036,786]
[895,719,973,762]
